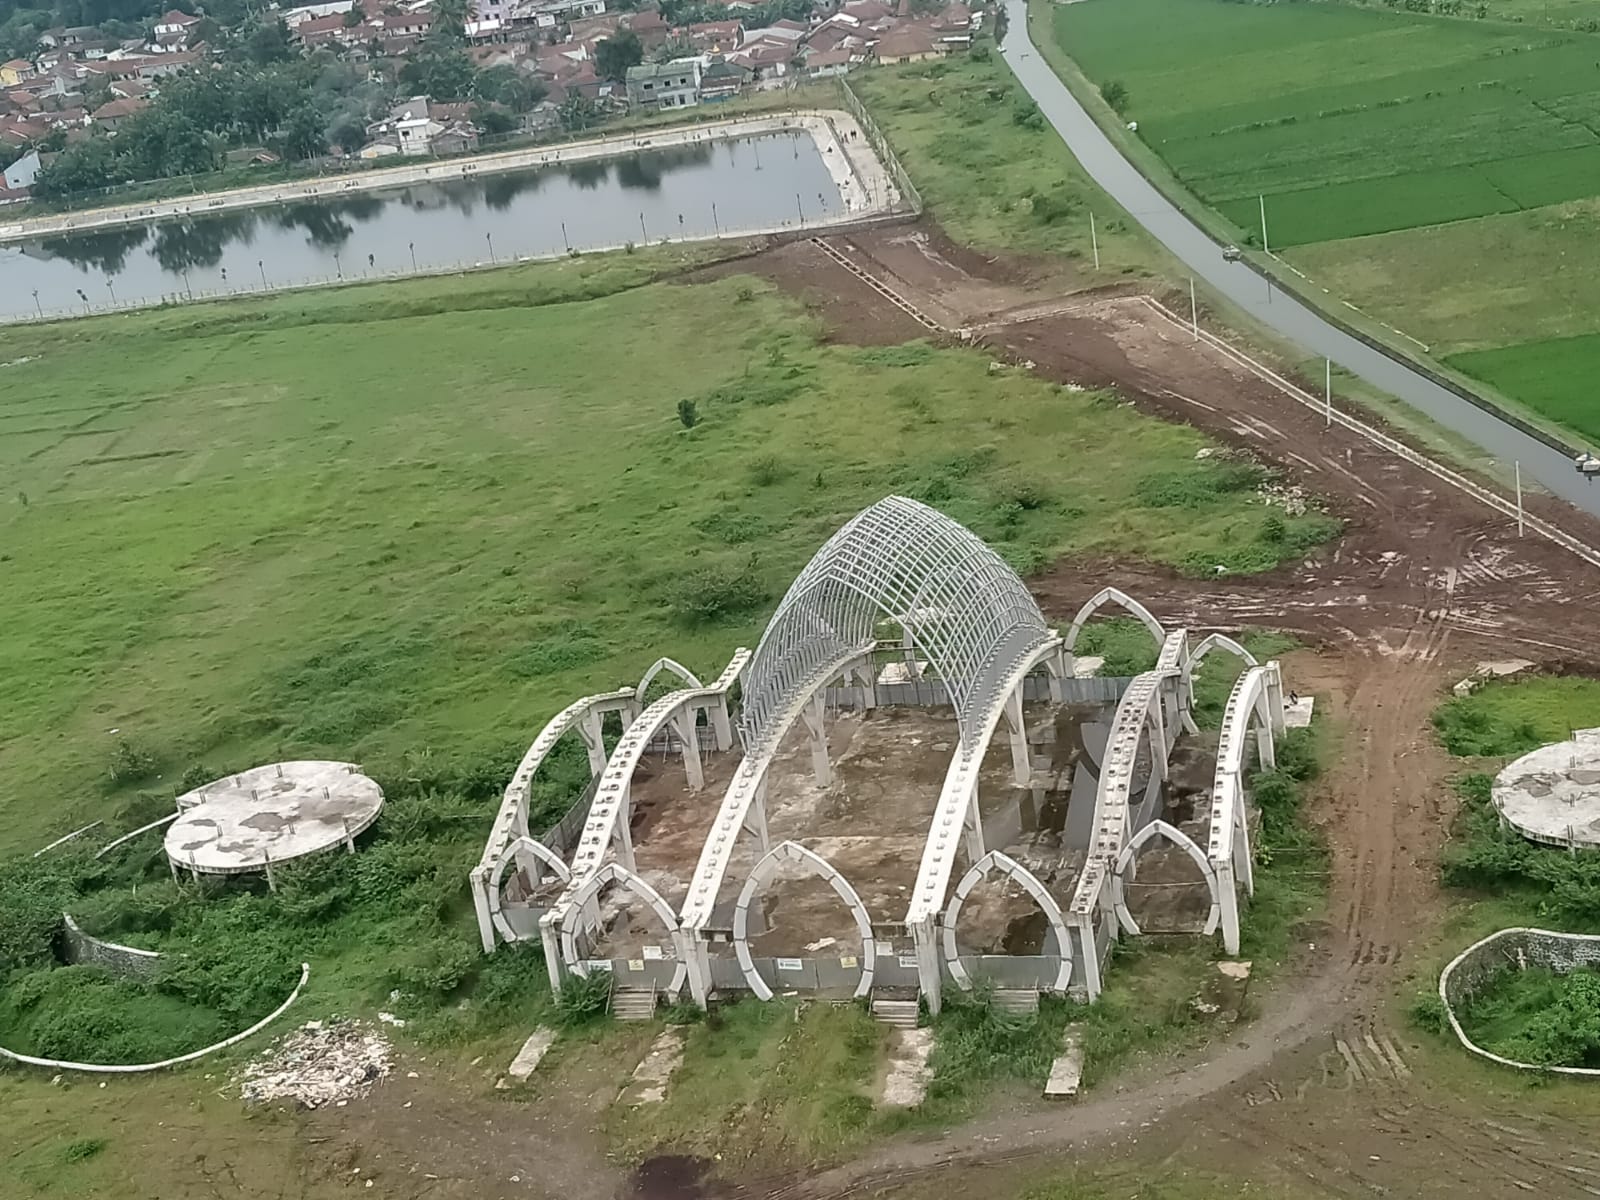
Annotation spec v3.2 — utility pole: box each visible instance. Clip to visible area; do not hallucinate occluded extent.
[1325,358,1332,428]
[1516,462,1525,537]
[1189,278,1198,340]
[1090,211,1100,270]
[1259,194,1270,255]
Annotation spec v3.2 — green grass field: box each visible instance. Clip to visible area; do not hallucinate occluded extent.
[1056,0,1600,246]
[0,252,1333,861]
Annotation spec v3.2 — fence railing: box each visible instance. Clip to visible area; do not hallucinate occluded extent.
[836,76,924,215]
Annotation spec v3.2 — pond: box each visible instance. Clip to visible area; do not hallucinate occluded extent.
[0,132,844,322]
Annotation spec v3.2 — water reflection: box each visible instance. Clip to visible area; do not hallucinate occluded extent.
[0,133,841,321]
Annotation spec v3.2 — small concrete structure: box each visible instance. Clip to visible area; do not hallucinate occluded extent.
[1044,1023,1083,1099]
[879,1027,933,1107]
[621,1029,686,1105]
[164,761,383,880]
[1493,729,1600,849]
[507,1028,557,1080]
[1453,659,1536,697]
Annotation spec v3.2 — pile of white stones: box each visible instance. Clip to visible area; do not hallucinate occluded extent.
[238,1019,392,1109]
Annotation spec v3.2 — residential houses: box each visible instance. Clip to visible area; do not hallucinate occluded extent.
[625,60,700,111]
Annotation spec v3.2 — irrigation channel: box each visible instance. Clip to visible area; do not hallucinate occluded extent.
[1002,0,1600,519]
[0,127,857,322]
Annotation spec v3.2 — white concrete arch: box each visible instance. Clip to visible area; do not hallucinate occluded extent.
[472,685,637,952]
[557,861,688,996]
[902,636,1066,1014]
[540,651,747,992]
[732,841,876,1001]
[1063,587,1167,665]
[941,850,1073,993]
[1187,633,1258,678]
[1208,662,1286,955]
[635,657,703,707]
[1109,819,1221,937]
[486,836,571,944]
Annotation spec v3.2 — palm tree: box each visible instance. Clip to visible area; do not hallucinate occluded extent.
[431,0,476,42]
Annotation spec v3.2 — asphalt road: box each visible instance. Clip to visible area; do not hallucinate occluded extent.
[1001,0,1600,518]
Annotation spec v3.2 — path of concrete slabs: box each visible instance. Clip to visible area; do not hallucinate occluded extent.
[164,760,383,877]
[1494,728,1600,849]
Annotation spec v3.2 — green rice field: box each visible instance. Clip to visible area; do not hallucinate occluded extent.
[1056,0,1600,246]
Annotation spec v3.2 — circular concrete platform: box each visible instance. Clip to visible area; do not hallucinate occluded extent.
[164,761,383,876]
[1493,729,1600,849]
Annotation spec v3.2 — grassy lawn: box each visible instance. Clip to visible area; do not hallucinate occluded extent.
[0,255,1333,861]
[851,50,1161,274]
[1055,0,1600,247]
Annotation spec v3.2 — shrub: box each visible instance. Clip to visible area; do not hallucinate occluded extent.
[61,1138,106,1164]
[677,398,699,429]
[1136,461,1265,508]
[1432,697,1543,757]
[748,453,788,486]
[1101,80,1130,113]
[1408,992,1449,1035]
[555,968,613,1027]
[664,559,769,625]
[108,739,158,787]
[1011,99,1044,130]
[509,623,606,679]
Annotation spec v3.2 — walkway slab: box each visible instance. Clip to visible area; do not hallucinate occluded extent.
[507,1028,557,1081]
[879,1027,933,1108]
[1044,1023,1084,1099]
[621,1028,685,1106]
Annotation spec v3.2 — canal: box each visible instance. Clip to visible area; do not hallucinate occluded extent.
[0,132,843,321]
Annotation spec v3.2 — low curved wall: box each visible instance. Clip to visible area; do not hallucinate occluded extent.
[0,963,310,1075]
[1439,927,1600,1076]
[61,913,163,978]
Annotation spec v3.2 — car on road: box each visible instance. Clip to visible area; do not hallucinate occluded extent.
[1221,245,1242,262]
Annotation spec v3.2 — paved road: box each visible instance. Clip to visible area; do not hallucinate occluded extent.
[1002,0,1600,518]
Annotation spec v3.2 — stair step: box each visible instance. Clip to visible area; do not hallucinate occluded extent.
[612,988,658,1021]
[993,989,1040,1016]
[871,998,920,1029]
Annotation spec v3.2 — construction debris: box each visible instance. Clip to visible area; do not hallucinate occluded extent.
[238,1019,393,1109]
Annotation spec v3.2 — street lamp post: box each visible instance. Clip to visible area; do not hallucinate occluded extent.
[409,241,417,271]
[334,251,342,279]
[486,231,495,263]
[32,289,41,317]
[259,259,267,289]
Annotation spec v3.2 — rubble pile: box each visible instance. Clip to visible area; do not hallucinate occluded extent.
[238,1019,393,1109]
[1257,481,1311,516]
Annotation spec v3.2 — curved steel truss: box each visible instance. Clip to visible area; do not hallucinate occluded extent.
[739,495,1052,755]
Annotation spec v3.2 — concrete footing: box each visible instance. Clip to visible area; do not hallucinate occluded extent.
[1044,1024,1084,1099]
[878,1028,933,1107]
[507,1028,557,1081]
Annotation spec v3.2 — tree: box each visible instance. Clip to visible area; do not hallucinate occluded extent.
[1100,80,1129,113]
[399,46,476,99]
[244,17,294,66]
[279,105,326,161]
[430,0,474,42]
[594,29,642,82]
[474,63,544,112]
[341,7,363,26]
[473,104,515,135]
[31,136,121,200]
[558,93,600,132]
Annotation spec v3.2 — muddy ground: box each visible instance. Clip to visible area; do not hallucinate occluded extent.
[226,223,1600,1200]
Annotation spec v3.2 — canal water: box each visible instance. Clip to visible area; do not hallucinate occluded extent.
[0,132,843,321]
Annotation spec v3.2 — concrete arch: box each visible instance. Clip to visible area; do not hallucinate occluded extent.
[558,861,688,996]
[1187,633,1258,678]
[941,851,1073,993]
[1208,662,1286,955]
[731,841,875,1001]
[487,836,571,944]
[1109,819,1221,937]
[1063,587,1166,660]
[635,657,703,707]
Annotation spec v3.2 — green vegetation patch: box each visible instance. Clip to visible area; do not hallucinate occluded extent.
[1446,334,1600,445]
[1055,0,1600,246]
[851,50,1154,270]
[0,263,1334,856]
[1457,965,1600,1068]
[1432,673,1600,757]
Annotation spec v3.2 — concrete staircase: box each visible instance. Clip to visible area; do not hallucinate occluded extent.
[993,989,1041,1017]
[611,986,659,1022]
[870,996,921,1029]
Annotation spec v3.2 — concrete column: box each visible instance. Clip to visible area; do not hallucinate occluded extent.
[711,696,734,752]
[514,840,543,889]
[1233,800,1254,897]
[673,710,705,792]
[1048,651,1066,703]
[1073,912,1102,1001]
[677,928,713,1008]
[1004,685,1030,789]
[1265,663,1287,732]
[614,787,637,871]
[853,662,878,710]
[1216,860,1241,956]
[580,710,609,775]
[803,691,832,787]
[540,917,565,993]
[744,774,771,852]
[912,916,942,1016]
[473,869,497,954]
[1256,703,1278,772]
[963,780,986,861]
[1149,697,1170,785]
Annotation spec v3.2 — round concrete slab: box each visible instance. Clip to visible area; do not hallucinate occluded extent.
[164,761,383,876]
[1493,728,1600,849]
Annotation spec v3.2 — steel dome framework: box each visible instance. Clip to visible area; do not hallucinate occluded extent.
[738,495,1053,755]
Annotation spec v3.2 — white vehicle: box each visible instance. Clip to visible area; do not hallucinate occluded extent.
[1578,452,1600,478]
[1221,245,1242,262]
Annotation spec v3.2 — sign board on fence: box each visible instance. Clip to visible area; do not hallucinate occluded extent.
[627,959,645,972]
[775,957,804,972]
[584,960,613,973]
[898,955,919,970]
[839,956,858,969]
[642,945,664,960]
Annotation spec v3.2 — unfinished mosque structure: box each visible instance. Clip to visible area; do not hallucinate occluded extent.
[471,496,1286,1014]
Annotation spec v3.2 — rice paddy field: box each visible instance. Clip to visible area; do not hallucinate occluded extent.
[1053,0,1600,445]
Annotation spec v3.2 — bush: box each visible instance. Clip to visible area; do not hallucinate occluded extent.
[555,968,613,1027]
[509,622,607,679]
[108,739,158,787]
[1011,99,1044,130]
[677,398,699,429]
[1101,80,1130,113]
[1136,461,1265,508]
[664,559,769,625]
[1408,992,1449,1035]
[748,453,788,486]
[1432,696,1543,757]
